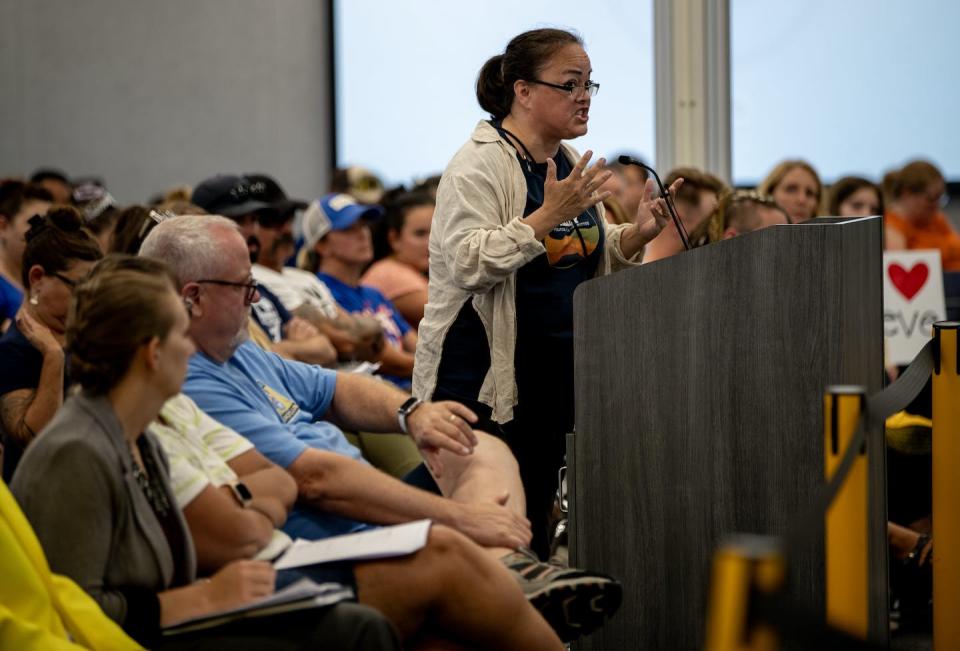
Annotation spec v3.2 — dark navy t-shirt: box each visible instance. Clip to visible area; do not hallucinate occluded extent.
[0,275,22,325]
[434,134,604,426]
[0,321,50,481]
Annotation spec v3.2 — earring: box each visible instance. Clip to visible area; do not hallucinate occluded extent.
[29,294,38,306]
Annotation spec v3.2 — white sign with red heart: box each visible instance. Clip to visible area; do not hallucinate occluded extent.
[883,249,945,365]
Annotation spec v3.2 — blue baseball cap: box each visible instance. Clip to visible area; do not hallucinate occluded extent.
[301,193,384,249]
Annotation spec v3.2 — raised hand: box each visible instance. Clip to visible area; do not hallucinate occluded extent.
[16,308,62,357]
[631,177,684,245]
[530,151,612,239]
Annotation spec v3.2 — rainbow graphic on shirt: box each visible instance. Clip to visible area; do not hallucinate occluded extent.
[544,213,601,268]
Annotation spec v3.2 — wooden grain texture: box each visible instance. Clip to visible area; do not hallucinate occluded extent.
[570,217,887,650]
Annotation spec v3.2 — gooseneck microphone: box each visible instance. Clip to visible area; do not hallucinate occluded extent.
[617,155,691,251]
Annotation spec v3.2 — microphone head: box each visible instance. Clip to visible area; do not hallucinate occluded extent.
[617,155,634,166]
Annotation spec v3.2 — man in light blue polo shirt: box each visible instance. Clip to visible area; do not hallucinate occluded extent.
[142,214,531,553]
[186,340,374,540]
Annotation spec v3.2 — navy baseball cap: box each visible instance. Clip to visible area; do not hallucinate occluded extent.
[244,174,308,225]
[191,174,272,218]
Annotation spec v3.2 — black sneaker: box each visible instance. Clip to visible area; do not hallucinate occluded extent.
[500,548,622,642]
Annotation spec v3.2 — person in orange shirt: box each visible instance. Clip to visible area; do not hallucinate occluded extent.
[883,160,960,270]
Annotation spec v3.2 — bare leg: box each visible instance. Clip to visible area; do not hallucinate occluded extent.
[356,525,563,651]
[431,431,527,558]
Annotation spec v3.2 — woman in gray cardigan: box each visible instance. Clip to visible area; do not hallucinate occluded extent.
[12,256,399,650]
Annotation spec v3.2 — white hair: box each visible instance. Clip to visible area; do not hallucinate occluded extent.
[139,214,239,286]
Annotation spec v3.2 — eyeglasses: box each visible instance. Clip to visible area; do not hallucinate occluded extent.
[196,278,259,304]
[52,272,79,289]
[527,78,599,98]
[922,188,950,209]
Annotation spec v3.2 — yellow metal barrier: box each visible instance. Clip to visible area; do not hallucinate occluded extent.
[932,322,960,650]
[823,386,868,639]
[704,536,785,651]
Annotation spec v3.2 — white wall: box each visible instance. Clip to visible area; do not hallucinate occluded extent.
[0,0,331,204]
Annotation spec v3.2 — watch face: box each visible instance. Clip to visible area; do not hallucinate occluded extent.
[235,483,253,501]
[400,397,420,415]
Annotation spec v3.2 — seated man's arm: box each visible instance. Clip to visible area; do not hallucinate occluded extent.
[225,448,298,516]
[373,344,415,378]
[287,447,530,550]
[181,483,277,575]
[326,372,479,474]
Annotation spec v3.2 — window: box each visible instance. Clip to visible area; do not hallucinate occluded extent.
[335,0,655,186]
[732,0,960,185]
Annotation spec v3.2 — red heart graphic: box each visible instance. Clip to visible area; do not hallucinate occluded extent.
[888,262,929,301]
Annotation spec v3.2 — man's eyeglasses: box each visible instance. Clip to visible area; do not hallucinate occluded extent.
[196,278,259,303]
[527,79,599,98]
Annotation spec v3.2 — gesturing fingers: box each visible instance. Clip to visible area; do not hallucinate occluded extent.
[641,177,657,203]
[545,157,558,185]
[571,149,594,177]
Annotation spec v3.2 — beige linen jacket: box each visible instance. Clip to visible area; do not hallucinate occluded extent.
[413,120,644,424]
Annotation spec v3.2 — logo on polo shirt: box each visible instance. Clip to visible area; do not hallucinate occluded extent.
[257,382,300,423]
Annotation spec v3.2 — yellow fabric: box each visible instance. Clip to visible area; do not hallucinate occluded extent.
[0,480,142,650]
[885,410,933,455]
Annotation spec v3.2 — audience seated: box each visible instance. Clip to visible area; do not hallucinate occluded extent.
[330,165,386,205]
[11,256,402,650]
[193,174,385,365]
[0,477,141,650]
[188,175,339,366]
[29,168,72,205]
[608,153,650,221]
[0,180,53,329]
[139,214,622,639]
[363,189,433,328]
[596,164,632,225]
[883,160,960,269]
[71,181,120,252]
[643,166,727,263]
[757,159,822,224]
[309,193,418,388]
[110,205,172,255]
[826,175,884,218]
[688,190,789,248]
[0,208,101,481]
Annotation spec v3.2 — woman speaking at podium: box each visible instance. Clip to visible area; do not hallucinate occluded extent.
[413,27,680,557]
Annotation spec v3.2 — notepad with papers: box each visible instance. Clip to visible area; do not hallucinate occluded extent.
[163,578,353,635]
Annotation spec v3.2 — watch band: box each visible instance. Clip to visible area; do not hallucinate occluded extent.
[228,481,253,507]
[397,397,424,434]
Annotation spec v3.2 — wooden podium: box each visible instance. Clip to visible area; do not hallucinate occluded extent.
[569,217,887,649]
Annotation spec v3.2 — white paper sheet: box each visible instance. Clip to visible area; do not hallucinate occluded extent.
[273,519,431,570]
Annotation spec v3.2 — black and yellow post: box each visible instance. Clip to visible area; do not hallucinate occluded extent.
[932,322,960,650]
[704,535,785,651]
[823,385,868,639]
